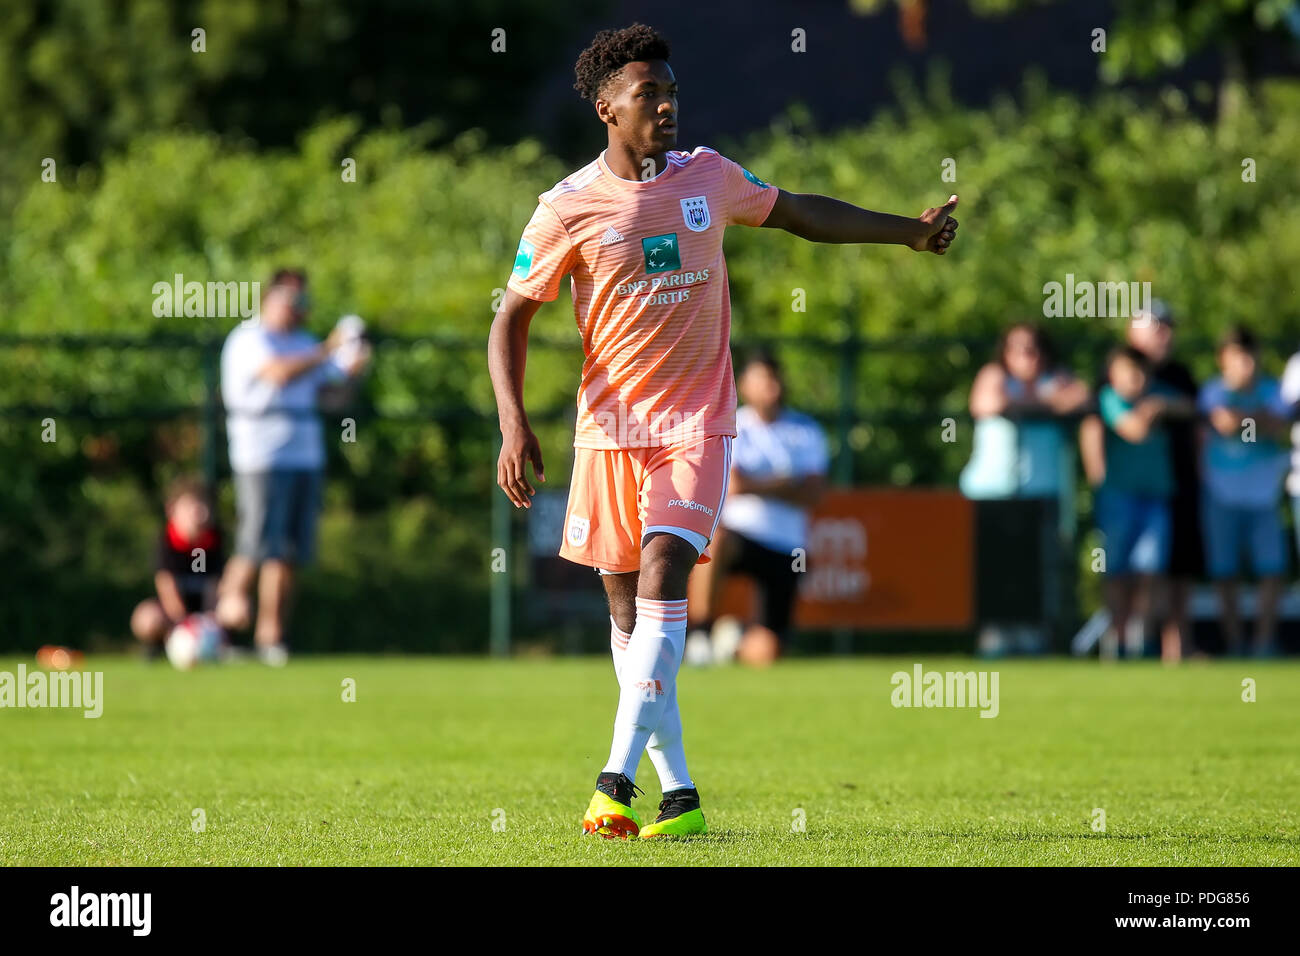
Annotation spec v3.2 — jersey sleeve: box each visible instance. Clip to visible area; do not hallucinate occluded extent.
[220,327,274,412]
[505,200,577,302]
[1098,387,1126,427]
[802,421,830,476]
[1281,355,1300,405]
[729,420,763,476]
[1197,380,1224,415]
[1262,378,1293,419]
[719,155,779,227]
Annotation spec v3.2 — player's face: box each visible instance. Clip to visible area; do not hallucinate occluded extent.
[261,284,306,331]
[1129,318,1172,363]
[1003,328,1042,382]
[602,60,678,156]
[170,493,211,538]
[739,364,783,414]
[1109,356,1146,400]
[1219,344,1256,390]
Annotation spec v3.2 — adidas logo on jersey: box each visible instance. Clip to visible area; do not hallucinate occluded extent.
[598,226,625,246]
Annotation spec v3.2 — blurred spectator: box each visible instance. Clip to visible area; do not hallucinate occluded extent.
[962,322,1091,499]
[689,351,828,666]
[215,269,369,665]
[1081,301,1202,661]
[130,476,226,656]
[1279,340,1300,568]
[1095,346,1194,658]
[961,322,1090,653]
[1200,326,1290,657]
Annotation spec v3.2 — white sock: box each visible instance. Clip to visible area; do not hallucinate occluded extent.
[646,683,693,792]
[609,616,630,678]
[603,598,688,783]
[609,617,693,792]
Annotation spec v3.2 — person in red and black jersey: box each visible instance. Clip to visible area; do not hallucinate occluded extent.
[130,477,227,655]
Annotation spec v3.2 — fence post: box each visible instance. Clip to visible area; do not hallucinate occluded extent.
[835,319,859,487]
[489,436,511,657]
[200,337,220,492]
[832,312,859,654]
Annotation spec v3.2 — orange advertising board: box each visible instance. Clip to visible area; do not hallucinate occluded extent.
[698,488,974,630]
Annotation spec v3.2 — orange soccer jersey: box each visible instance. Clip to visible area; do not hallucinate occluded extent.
[506,147,779,450]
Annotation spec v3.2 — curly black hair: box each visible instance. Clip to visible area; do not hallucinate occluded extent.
[573,23,671,103]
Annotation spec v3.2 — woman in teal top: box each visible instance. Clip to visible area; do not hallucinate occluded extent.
[961,323,1091,500]
[960,322,1091,656]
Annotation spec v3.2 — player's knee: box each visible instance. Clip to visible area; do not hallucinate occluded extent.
[215,591,251,631]
[738,625,780,667]
[610,608,636,634]
[131,601,168,643]
[638,533,698,596]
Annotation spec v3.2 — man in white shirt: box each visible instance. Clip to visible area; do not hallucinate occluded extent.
[215,269,369,664]
[691,351,828,664]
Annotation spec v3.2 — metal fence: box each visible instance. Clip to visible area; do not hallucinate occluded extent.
[4,328,1279,653]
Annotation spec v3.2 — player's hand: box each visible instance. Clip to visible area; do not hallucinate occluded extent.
[497,424,545,508]
[1140,395,1169,420]
[910,195,959,254]
[324,327,347,353]
[344,341,372,377]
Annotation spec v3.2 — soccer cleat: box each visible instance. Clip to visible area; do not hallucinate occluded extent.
[639,787,707,839]
[581,772,642,839]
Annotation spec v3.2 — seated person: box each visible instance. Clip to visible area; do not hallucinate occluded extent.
[130,477,227,656]
[690,351,827,665]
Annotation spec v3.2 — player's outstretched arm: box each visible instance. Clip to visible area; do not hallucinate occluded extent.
[489,288,547,509]
[761,191,959,254]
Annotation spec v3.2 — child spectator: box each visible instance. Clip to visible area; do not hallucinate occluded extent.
[1096,347,1191,658]
[130,477,227,656]
[1199,326,1291,656]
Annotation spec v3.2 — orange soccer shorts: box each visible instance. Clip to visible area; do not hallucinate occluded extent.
[559,435,733,573]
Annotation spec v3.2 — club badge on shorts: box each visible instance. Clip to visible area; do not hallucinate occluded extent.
[680,196,710,232]
[566,514,590,548]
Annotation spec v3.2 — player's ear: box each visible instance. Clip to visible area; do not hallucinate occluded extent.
[595,97,617,126]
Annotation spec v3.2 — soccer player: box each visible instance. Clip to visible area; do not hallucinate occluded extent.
[488,23,959,839]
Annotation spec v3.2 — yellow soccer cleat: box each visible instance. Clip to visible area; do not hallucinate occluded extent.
[581,773,643,839]
[640,788,707,839]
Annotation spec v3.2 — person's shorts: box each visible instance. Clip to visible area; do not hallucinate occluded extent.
[234,469,323,565]
[560,435,732,573]
[717,529,800,638]
[1204,498,1287,579]
[1096,489,1171,576]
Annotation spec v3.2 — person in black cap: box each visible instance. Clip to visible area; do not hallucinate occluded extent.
[1081,300,1202,659]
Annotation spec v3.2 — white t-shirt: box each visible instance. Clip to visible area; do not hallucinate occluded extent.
[220,319,345,473]
[720,405,829,554]
[1278,353,1300,496]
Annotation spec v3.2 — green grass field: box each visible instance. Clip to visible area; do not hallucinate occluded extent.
[1,655,1297,866]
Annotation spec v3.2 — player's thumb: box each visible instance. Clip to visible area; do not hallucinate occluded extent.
[531,448,546,482]
[940,194,959,216]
